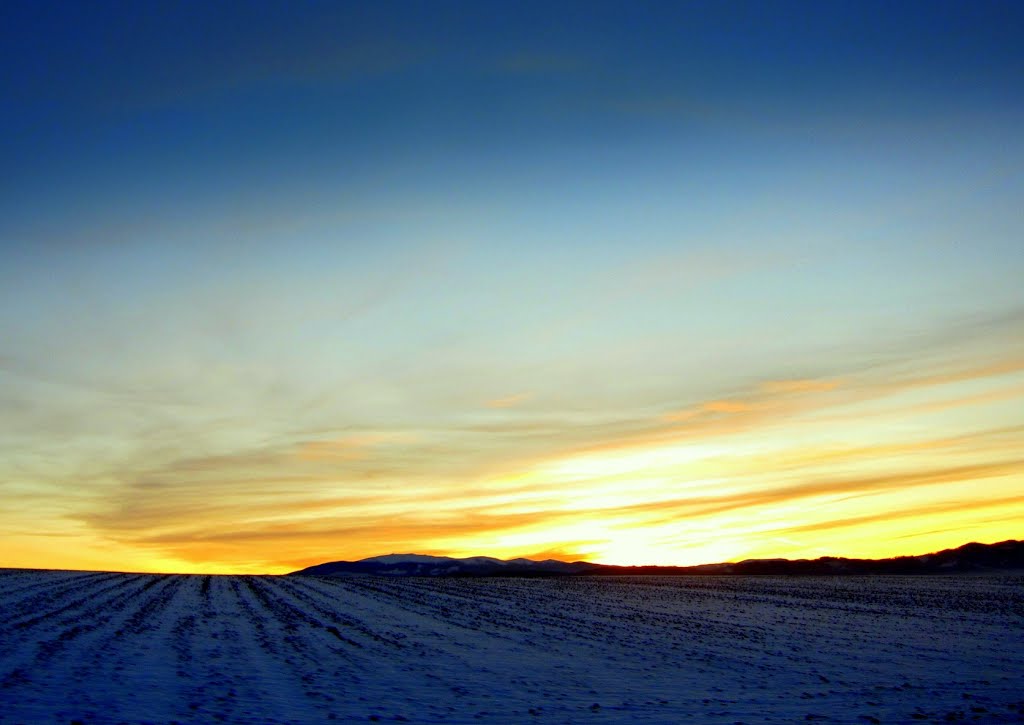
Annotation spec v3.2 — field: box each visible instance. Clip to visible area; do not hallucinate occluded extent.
[1,571,1022,723]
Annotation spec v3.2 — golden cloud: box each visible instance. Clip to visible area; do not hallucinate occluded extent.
[486,392,533,409]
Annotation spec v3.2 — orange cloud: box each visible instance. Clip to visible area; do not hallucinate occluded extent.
[487,392,533,408]
[779,493,1024,535]
[897,356,1024,390]
[522,544,598,562]
[702,399,755,413]
[637,458,1024,524]
[760,378,841,394]
[660,376,841,426]
[295,432,414,461]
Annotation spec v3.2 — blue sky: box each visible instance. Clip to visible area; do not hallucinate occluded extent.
[2,1,1023,572]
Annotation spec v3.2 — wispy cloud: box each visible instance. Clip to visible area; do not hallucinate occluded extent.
[486,392,533,409]
[10,301,1020,572]
[294,432,417,461]
[760,379,842,395]
[779,493,1024,536]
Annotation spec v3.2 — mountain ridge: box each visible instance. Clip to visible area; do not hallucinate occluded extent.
[290,553,594,577]
[289,539,1024,577]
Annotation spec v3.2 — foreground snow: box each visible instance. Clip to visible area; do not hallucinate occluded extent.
[0,571,1021,723]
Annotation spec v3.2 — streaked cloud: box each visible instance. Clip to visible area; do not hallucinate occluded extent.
[295,431,417,461]
[486,392,533,409]
[760,379,841,395]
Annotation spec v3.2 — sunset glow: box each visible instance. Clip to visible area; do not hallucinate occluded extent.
[1,1,1022,573]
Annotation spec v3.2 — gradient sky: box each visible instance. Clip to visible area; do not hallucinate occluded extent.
[2,1,1023,574]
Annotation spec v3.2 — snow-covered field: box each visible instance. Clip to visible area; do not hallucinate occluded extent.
[0,571,1021,723]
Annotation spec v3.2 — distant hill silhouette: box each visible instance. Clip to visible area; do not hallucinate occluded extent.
[582,539,1024,576]
[290,553,593,577]
[290,539,1024,577]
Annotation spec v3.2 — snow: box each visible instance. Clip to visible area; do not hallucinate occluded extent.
[1,569,1022,723]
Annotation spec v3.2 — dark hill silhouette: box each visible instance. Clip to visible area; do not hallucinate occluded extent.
[583,539,1024,576]
[290,539,1023,577]
[290,553,593,577]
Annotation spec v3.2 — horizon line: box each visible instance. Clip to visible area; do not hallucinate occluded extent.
[3,536,1017,577]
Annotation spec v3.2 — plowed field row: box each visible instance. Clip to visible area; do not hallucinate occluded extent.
[1,572,1021,723]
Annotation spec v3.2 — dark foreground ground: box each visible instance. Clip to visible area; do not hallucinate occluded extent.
[0,571,1022,723]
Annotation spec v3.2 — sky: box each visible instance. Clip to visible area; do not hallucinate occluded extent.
[1,1,1023,574]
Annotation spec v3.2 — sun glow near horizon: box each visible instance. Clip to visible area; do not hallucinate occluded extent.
[2,1,1023,575]
[10,356,1021,576]
[4,327,1023,575]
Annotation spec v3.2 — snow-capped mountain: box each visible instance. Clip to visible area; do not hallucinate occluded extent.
[289,554,596,577]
